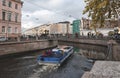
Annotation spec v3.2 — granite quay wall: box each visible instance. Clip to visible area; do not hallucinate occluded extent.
[113,44,120,61]
[58,39,108,60]
[58,38,120,61]
[0,40,58,56]
[58,38,108,46]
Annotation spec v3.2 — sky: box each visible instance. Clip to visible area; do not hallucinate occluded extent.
[21,0,87,29]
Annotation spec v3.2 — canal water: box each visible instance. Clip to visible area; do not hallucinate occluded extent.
[0,46,93,78]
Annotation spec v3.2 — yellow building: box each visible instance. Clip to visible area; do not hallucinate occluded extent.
[50,21,71,36]
[23,21,72,37]
[23,24,50,36]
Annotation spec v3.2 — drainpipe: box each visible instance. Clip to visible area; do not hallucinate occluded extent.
[17,34,20,42]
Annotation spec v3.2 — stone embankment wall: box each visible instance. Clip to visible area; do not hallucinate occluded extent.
[107,40,120,61]
[58,39,107,60]
[58,39,107,46]
[112,44,120,61]
[59,39,120,61]
[0,40,58,56]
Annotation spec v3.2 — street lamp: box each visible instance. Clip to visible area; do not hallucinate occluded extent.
[35,28,38,40]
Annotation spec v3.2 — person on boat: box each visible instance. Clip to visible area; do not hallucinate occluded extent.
[47,50,52,56]
[42,52,47,57]
[42,50,52,57]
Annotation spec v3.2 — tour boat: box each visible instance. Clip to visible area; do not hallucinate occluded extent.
[37,46,73,66]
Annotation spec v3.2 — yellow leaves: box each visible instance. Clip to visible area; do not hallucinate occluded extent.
[97,0,108,9]
[83,0,119,33]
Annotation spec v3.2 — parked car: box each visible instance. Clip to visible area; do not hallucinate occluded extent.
[0,37,7,41]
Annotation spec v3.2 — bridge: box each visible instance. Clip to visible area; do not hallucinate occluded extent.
[0,40,58,57]
[0,37,120,61]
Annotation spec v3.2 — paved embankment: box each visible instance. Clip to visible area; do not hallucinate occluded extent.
[82,61,120,78]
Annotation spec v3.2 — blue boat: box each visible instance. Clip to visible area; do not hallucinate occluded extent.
[37,46,73,66]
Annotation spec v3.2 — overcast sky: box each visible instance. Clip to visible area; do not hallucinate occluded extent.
[21,0,87,29]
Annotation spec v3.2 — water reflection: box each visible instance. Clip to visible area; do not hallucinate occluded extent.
[74,47,80,53]
[79,49,106,60]
[0,46,93,78]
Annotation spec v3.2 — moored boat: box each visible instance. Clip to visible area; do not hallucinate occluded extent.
[37,46,73,66]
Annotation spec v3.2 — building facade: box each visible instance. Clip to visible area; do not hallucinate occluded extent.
[72,20,80,37]
[23,28,35,36]
[38,24,50,35]
[49,21,71,36]
[81,17,119,36]
[23,21,72,37]
[81,18,92,30]
[82,17,119,29]
[0,0,23,40]
[23,24,50,36]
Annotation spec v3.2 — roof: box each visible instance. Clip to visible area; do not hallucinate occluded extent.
[58,21,70,24]
[11,0,23,4]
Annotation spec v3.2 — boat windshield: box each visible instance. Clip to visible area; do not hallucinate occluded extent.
[63,47,71,49]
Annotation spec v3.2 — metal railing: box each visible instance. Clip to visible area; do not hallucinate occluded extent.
[0,34,118,43]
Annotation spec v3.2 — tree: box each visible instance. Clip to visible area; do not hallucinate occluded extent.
[83,0,120,33]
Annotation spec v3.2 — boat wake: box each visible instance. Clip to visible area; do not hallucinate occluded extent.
[28,64,58,78]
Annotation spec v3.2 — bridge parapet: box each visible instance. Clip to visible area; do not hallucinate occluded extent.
[0,40,58,56]
[57,38,108,46]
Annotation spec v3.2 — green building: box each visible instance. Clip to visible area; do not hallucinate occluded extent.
[72,20,80,37]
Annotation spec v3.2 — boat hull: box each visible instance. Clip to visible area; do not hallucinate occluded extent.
[37,46,73,66]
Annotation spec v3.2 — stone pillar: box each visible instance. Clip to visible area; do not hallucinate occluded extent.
[112,43,120,61]
[36,34,38,40]
[17,35,20,42]
[107,40,117,60]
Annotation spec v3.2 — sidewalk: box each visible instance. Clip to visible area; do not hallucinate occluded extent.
[82,61,120,78]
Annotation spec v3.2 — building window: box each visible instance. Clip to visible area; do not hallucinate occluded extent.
[2,0,6,6]
[15,27,18,33]
[15,13,18,22]
[8,1,12,7]
[8,12,12,21]
[2,11,6,20]
[2,26,5,33]
[15,4,18,9]
[8,27,12,33]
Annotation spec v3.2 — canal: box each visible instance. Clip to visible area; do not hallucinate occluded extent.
[0,46,93,78]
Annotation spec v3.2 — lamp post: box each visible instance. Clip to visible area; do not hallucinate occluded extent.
[115,8,120,27]
[34,28,38,40]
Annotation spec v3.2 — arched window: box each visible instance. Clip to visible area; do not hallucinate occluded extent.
[2,26,5,33]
